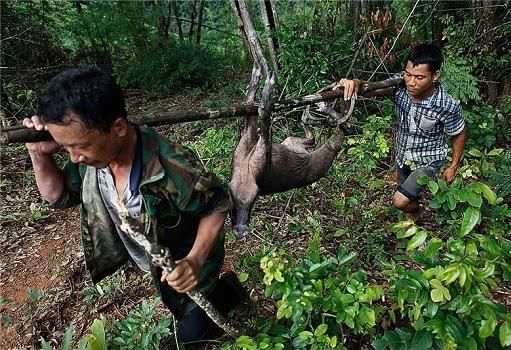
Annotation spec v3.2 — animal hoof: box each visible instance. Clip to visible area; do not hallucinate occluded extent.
[232,224,250,240]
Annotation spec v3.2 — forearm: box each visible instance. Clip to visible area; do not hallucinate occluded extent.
[28,151,65,203]
[187,211,227,267]
[449,127,467,168]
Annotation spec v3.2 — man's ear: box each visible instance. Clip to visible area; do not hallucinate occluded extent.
[111,117,128,137]
[433,70,440,82]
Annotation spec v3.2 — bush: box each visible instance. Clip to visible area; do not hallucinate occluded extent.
[114,42,225,94]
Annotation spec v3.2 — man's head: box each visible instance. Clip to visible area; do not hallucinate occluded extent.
[403,43,443,100]
[38,66,131,168]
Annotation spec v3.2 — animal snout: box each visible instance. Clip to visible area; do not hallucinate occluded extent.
[232,224,250,240]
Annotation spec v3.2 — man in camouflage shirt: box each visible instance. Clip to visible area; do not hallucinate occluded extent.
[335,44,467,218]
[24,66,241,343]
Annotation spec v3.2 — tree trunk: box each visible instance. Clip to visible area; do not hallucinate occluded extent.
[195,0,205,45]
[171,0,184,42]
[259,0,279,74]
[431,0,445,46]
[188,0,198,41]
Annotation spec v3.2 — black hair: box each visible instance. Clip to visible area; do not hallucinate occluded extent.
[407,43,443,73]
[38,66,127,132]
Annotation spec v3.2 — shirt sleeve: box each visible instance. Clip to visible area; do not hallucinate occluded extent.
[49,161,82,209]
[444,103,465,136]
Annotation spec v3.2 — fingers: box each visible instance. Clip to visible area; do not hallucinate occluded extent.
[332,79,358,101]
[161,259,199,293]
[23,115,46,131]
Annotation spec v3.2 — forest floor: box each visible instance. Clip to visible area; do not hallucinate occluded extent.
[1,88,509,350]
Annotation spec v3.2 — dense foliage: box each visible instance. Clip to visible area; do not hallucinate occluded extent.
[1,1,509,349]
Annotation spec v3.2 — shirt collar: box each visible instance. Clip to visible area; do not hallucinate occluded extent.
[129,124,143,194]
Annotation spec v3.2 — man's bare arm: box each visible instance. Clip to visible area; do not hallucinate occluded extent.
[162,211,227,293]
[443,127,467,183]
[24,116,65,203]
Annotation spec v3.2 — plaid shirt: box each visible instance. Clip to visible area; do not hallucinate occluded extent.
[393,78,465,168]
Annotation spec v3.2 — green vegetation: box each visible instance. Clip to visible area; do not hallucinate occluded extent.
[2,1,509,349]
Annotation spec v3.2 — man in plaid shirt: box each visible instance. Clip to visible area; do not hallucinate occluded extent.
[335,44,467,218]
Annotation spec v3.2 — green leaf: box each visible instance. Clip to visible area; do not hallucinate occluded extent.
[238,272,249,283]
[468,149,484,157]
[479,318,496,338]
[423,239,443,258]
[431,288,444,303]
[1,315,12,328]
[500,321,511,347]
[314,324,328,337]
[359,306,376,326]
[401,226,419,239]
[460,206,480,236]
[39,338,53,350]
[61,325,73,350]
[90,319,106,350]
[410,330,433,349]
[487,148,503,156]
[477,182,497,205]
[427,181,439,195]
[394,220,414,229]
[298,330,313,340]
[466,191,483,208]
[407,231,428,251]
[78,338,88,350]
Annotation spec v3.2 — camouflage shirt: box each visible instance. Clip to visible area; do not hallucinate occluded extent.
[51,125,231,316]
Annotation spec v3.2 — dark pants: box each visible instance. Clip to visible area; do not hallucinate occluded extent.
[156,270,248,344]
[396,160,444,200]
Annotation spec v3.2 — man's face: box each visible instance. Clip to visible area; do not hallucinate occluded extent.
[46,114,125,168]
[403,61,439,100]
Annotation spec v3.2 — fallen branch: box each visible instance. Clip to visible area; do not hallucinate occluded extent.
[0,77,401,144]
[115,201,245,338]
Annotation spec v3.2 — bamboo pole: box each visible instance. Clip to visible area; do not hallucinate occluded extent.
[0,77,401,144]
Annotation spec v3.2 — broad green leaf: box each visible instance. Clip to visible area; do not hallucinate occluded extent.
[479,318,496,338]
[466,191,482,207]
[461,337,477,350]
[460,206,480,236]
[314,324,328,337]
[298,330,313,340]
[78,338,88,350]
[447,194,457,210]
[407,231,427,251]
[90,319,106,350]
[61,325,73,350]
[359,306,376,326]
[39,339,53,350]
[500,321,511,347]
[427,181,439,194]
[394,220,414,229]
[431,288,444,303]
[487,148,503,156]
[468,149,484,157]
[410,330,433,349]
[330,335,337,348]
[238,272,249,283]
[424,239,443,258]
[429,279,443,289]
[402,226,418,239]
[477,182,497,205]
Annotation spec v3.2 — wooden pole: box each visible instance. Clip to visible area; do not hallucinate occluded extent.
[0,78,401,144]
